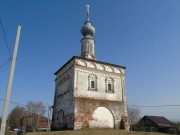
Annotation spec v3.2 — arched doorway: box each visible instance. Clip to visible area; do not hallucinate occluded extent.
[57,110,64,129]
[89,107,114,128]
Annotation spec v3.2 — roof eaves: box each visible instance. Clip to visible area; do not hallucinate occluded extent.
[54,56,126,75]
[54,56,76,75]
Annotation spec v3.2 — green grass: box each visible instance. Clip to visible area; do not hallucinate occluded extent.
[26,129,170,135]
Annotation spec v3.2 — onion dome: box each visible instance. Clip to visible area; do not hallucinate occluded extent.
[81,21,95,37]
[81,5,95,38]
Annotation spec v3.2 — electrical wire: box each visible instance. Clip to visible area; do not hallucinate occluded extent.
[0,19,12,57]
[128,104,180,108]
[0,58,11,69]
[0,98,26,106]
[0,97,180,108]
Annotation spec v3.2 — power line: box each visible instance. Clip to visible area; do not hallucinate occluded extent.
[0,98,26,106]
[128,104,180,108]
[0,19,12,57]
[1,97,180,108]
[0,58,11,69]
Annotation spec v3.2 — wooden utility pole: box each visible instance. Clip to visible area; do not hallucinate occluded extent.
[0,26,21,135]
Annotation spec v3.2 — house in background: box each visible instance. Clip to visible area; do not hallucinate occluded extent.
[36,115,49,131]
[37,121,48,131]
[134,115,177,134]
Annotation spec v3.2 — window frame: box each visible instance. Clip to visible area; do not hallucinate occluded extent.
[57,110,64,120]
[88,74,97,91]
[105,77,114,93]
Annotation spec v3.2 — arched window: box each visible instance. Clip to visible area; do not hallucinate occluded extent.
[88,74,97,91]
[105,77,114,93]
[57,110,64,120]
[57,110,64,128]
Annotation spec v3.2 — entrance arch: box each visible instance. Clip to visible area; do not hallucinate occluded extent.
[89,107,114,128]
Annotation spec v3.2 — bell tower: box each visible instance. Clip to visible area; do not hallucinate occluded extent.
[80,5,96,60]
[51,4,129,131]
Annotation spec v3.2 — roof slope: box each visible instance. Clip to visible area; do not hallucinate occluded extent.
[54,56,126,75]
[145,115,175,126]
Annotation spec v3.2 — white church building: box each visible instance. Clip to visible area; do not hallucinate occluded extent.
[51,5,129,130]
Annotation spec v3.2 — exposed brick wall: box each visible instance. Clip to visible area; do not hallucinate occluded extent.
[74,97,127,129]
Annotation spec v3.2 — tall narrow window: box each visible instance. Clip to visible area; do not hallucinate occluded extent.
[88,74,97,91]
[108,84,111,91]
[105,77,114,93]
[58,110,64,129]
[91,81,95,88]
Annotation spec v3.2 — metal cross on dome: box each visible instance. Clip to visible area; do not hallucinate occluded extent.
[86,4,90,21]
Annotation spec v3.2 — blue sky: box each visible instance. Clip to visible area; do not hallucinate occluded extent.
[0,0,180,121]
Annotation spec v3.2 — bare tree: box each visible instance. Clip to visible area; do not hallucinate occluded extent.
[8,106,26,130]
[25,101,46,131]
[128,106,140,131]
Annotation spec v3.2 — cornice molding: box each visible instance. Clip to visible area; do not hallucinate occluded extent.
[75,59,125,75]
[75,65,125,78]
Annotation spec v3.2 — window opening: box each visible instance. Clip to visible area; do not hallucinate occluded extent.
[88,74,97,91]
[106,77,114,93]
[108,83,111,91]
[91,81,95,88]
[58,110,64,118]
